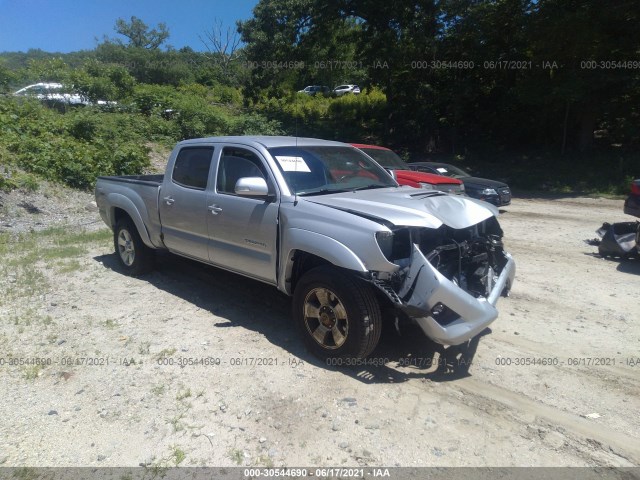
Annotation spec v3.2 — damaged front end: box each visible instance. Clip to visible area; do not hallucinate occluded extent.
[373,216,516,345]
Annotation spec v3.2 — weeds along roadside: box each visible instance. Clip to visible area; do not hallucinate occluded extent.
[0,226,112,379]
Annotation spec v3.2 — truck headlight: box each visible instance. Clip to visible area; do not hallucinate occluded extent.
[481,188,497,196]
[418,182,435,190]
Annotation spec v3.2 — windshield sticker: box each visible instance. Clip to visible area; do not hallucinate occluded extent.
[275,156,311,172]
[436,168,449,173]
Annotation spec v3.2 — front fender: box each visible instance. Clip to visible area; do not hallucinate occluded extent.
[279,228,367,295]
[107,193,154,248]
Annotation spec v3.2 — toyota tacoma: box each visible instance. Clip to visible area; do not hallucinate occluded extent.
[95,136,515,360]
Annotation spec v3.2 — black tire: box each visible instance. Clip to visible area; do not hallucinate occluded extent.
[113,217,154,275]
[292,266,382,361]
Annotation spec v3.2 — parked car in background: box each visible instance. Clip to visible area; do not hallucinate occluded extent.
[14,82,117,107]
[14,82,87,105]
[409,162,511,207]
[623,179,640,218]
[351,144,464,194]
[298,85,330,96]
[333,84,360,96]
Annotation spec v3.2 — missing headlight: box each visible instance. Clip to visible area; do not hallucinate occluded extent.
[376,228,412,263]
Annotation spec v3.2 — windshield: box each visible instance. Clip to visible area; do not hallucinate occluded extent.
[268,146,397,195]
[428,164,470,179]
[360,148,407,170]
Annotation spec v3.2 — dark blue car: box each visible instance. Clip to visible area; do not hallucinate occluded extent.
[409,162,511,207]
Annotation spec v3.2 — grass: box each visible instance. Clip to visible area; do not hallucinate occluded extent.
[0,226,111,306]
[103,319,118,329]
[54,259,83,274]
[23,364,43,380]
[168,409,187,432]
[147,445,187,471]
[170,446,186,466]
[257,455,274,467]
[154,348,177,359]
[0,264,48,304]
[151,384,165,396]
[166,385,195,432]
[176,388,192,401]
[138,341,151,355]
[6,308,53,328]
[0,225,112,380]
[228,448,244,465]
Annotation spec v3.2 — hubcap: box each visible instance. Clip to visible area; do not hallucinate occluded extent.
[117,229,135,266]
[303,287,348,349]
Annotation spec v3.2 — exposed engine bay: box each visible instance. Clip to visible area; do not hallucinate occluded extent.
[373,215,515,345]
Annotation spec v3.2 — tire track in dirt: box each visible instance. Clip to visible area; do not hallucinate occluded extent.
[448,377,640,465]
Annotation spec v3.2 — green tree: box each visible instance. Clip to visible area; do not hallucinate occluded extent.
[238,0,443,146]
[22,57,73,87]
[238,0,365,100]
[114,16,170,49]
[522,0,640,152]
[95,41,198,85]
[0,59,15,92]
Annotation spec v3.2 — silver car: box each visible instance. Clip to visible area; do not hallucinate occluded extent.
[333,84,361,96]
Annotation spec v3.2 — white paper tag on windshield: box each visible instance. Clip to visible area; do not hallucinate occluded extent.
[275,156,311,172]
[436,167,448,173]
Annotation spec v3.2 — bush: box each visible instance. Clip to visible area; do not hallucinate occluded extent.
[229,113,284,136]
[0,97,150,190]
[70,60,136,102]
[253,88,387,141]
[129,83,176,115]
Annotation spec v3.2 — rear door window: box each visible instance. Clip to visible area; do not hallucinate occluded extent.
[172,147,215,189]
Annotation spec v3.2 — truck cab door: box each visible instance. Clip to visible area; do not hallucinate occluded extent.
[159,146,216,261]
[206,146,280,284]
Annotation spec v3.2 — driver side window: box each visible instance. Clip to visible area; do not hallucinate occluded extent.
[216,147,269,195]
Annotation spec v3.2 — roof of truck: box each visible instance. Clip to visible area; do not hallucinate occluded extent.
[179,136,349,149]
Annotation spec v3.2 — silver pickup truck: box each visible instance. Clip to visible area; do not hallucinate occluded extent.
[95,136,515,360]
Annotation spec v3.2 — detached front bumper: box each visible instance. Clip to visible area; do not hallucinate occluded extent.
[397,244,516,345]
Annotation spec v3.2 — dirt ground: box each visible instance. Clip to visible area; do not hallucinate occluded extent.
[0,189,638,468]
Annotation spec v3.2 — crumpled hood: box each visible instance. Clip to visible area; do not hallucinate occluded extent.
[306,187,498,229]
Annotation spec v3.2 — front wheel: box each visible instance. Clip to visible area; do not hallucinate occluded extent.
[114,218,154,275]
[293,266,382,361]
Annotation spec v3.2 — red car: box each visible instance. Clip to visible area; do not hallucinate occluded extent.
[624,179,640,218]
[351,144,464,194]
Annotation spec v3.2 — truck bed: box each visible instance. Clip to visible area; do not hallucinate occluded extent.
[95,174,165,249]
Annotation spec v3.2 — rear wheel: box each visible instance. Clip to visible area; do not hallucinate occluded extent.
[293,266,382,361]
[114,218,154,275]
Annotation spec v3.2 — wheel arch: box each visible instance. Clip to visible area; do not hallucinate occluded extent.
[107,194,153,248]
[280,229,369,296]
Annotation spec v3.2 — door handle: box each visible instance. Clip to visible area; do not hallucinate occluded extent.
[163,196,175,206]
[208,204,223,215]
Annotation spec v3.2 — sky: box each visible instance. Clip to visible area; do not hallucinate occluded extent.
[0,0,259,53]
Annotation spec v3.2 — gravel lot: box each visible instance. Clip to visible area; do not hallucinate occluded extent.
[0,187,638,467]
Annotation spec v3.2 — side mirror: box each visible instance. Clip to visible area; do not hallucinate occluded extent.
[235,177,270,197]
